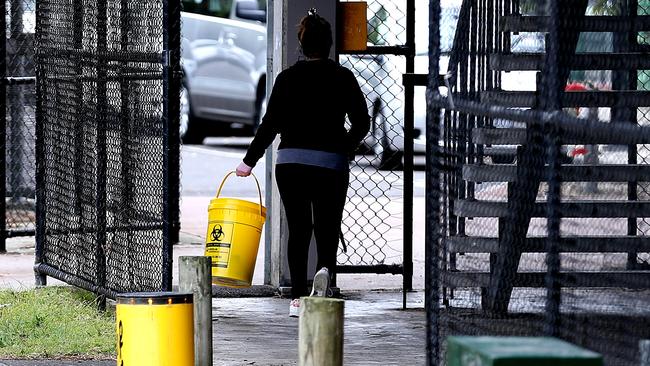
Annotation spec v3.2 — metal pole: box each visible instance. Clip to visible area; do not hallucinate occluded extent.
[96,0,109,310]
[402,0,415,309]
[542,0,562,337]
[162,0,182,290]
[0,0,7,254]
[264,0,274,286]
[179,256,213,366]
[34,0,47,285]
[119,0,134,285]
[624,0,640,271]
[426,0,442,364]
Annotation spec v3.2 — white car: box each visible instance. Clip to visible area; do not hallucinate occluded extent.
[180,0,267,143]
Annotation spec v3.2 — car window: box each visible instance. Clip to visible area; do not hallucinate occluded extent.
[182,0,234,18]
[235,0,266,22]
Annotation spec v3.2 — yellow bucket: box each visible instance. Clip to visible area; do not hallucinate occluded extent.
[116,292,194,366]
[205,172,267,287]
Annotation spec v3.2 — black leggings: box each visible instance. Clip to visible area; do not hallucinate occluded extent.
[275,163,349,299]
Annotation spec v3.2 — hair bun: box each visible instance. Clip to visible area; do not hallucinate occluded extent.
[308,8,317,17]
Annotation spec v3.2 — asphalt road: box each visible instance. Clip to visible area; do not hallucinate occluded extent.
[181,137,427,198]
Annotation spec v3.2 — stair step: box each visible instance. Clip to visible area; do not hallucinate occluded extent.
[473,128,527,145]
[446,236,650,253]
[463,164,650,182]
[500,15,650,32]
[472,127,650,145]
[442,271,650,288]
[482,146,518,156]
[454,200,650,218]
[490,53,650,72]
[481,90,650,108]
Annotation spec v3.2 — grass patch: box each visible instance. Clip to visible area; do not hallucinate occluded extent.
[0,286,115,359]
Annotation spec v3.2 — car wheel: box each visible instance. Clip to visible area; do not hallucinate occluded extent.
[181,84,205,145]
[373,113,403,170]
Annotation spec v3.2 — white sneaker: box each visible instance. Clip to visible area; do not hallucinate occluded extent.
[310,267,331,297]
[289,298,300,318]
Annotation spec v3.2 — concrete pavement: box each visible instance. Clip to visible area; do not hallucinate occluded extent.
[0,291,427,366]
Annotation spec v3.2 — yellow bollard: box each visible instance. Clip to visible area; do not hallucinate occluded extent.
[116,292,194,366]
[205,172,267,287]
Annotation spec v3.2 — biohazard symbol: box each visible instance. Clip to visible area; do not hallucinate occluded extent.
[211,224,225,242]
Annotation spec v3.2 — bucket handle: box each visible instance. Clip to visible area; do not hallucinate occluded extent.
[216,171,264,217]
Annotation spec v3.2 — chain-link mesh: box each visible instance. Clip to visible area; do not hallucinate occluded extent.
[337,1,408,271]
[35,0,181,297]
[366,0,406,47]
[426,0,650,364]
[2,0,37,247]
[339,53,405,268]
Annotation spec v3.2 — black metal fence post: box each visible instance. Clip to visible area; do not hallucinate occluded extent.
[0,0,7,254]
[162,0,182,291]
[426,0,442,364]
[403,0,416,308]
[541,0,568,337]
[95,0,109,310]
[34,0,46,285]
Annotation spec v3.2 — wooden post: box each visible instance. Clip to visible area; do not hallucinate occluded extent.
[299,297,344,366]
[641,340,650,366]
[179,256,213,366]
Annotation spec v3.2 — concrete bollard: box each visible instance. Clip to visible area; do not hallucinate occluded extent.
[641,340,650,366]
[299,297,344,366]
[179,256,213,366]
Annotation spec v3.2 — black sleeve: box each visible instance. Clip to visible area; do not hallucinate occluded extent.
[344,69,370,153]
[243,72,286,167]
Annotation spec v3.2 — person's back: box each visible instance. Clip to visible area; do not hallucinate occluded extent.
[266,59,368,155]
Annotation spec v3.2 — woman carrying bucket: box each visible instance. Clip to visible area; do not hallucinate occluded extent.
[236,9,370,317]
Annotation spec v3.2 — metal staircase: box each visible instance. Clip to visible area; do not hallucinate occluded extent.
[442,0,650,313]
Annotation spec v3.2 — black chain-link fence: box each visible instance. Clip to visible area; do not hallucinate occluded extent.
[33,0,181,298]
[426,0,650,364]
[1,0,37,253]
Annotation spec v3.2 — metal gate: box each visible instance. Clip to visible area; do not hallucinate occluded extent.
[336,0,416,301]
[34,0,182,298]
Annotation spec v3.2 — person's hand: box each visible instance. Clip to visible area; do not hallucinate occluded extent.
[236,161,253,177]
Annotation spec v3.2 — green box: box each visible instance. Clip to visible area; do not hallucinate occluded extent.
[446,337,603,366]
